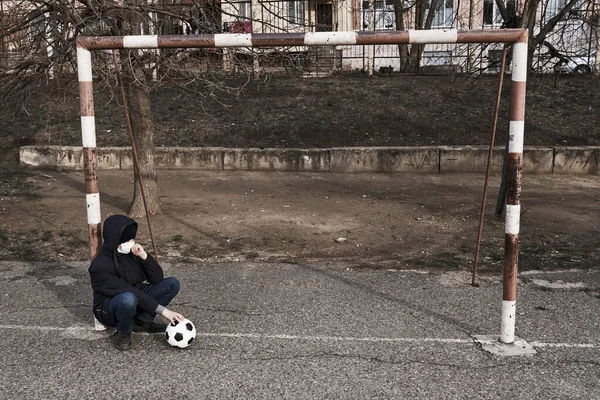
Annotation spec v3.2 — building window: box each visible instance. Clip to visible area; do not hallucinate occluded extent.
[483,0,516,26]
[288,1,305,24]
[223,1,252,33]
[487,49,503,72]
[547,0,563,16]
[362,0,396,30]
[544,0,584,18]
[237,1,252,21]
[432,0,454,27]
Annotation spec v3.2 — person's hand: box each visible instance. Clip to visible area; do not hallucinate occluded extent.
[132,243,147,260]
[162,308,185,325]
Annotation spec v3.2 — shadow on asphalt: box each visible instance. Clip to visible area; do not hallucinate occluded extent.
[300,264,478,335]
[29,262,92,324]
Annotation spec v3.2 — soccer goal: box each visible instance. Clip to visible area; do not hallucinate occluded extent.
[77,29,528,345]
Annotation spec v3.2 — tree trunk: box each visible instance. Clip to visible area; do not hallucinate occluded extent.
[399,0,439,74]
[467,0,476,73]
[522,0,540,72]
[591,2,600,76]
[368,0,375,76]
[118,7,160,217]
[595,14,600,76]
[395,0,409,71]
[125,64,160,217]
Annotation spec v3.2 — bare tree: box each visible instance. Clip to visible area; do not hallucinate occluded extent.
[0,0,235,217]
[115,6,160,216]
[594,10,600,75]
[493,0,594,72]
[394,0,441,73]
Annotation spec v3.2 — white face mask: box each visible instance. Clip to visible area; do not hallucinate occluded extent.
[118,240,135,254]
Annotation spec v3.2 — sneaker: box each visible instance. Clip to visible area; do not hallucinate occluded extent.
[112,331,131,350]
[133,319,168,333]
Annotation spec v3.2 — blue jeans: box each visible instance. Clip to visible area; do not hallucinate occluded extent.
[108,277,180,333]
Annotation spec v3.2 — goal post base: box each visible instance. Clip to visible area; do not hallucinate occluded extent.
[473,335,537,357]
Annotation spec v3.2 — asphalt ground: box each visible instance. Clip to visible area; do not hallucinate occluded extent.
[0,260,598,399]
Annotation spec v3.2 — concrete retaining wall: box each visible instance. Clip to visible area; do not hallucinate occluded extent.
[19,145,600,175]
[330,147,439,173]
[439,146,555,174]
[553,147,600,175]
[223,149,329,172]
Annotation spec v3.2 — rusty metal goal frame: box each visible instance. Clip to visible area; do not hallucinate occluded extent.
[77,29,528,344]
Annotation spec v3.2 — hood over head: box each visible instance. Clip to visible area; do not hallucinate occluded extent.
[102,214,138,253]
[121,224,138,243]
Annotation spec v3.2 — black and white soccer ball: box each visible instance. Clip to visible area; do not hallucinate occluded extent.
[165,318,196,348]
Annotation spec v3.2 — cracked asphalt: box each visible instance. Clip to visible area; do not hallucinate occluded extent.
[0,260,598,399]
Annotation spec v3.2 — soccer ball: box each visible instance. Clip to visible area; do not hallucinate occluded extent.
[165,319,196,348]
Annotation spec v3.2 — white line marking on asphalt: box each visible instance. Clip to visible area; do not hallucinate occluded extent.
[520,268,591,276]
[529,342,596,348]
[0,325,597,348]
[1,324,65,332]
[198,332,471,344]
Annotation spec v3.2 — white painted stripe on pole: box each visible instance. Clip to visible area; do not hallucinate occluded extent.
[81,116,97,148]
[76,47,92,82]
[505,204,520,235]
[214,33,252,47]
[501,300,516,344]
[123,35,158,48]
[408,29,458,44]
[304,31,357,46]
[508,121,524,153]
[86,193,101,225]
[511,42,528,82]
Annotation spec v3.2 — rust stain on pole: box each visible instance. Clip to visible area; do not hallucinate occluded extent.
[509,81,527,121]
[79,81,94,116]
[157,35,216,48]
[503,234,519,300]
[78,36,124,50]
[517,30,529,43]
[252,33,305,47]
[83,147,99,194]
[88,223,102,260]
[506,153,522,205]
[456,29,523,43]
[356,31,410,45]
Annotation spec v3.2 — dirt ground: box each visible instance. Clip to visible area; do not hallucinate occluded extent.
[0,73,599,268]
[0,73,599,154]
[1,167,599,272]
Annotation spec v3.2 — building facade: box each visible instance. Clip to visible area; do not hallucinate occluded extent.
[220,0,600,73]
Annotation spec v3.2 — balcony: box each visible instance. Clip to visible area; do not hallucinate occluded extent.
[223,20,252,33]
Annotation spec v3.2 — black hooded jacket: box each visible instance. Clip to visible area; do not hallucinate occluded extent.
[89,215,164,326]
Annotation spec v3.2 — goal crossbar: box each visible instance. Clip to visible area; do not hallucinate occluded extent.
[77,29,526,50]
[77,29,528,344]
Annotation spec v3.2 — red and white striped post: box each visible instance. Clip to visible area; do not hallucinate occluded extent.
[77,42,104,330]
[502,33,528,344]
[77,30,528,341]
[76,43,102,260]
